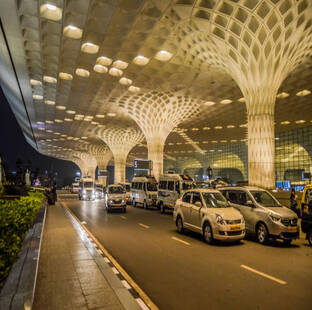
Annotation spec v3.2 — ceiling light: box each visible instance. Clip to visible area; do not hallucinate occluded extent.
[203,127,210,130]
[40,3,62,21]
[76,114,84,118]
[295,120,306,124]
[59,72,73,80]
[61,134,67,137]
[33,94,43,100]
[221,140,227,143]
[97,124,104,128]
[84,115,93,119]
[204,101,215,106]
[30,79,42,86]
[45,120,54,124]
[280,120,290,125]
[220,99,232,104]
[66,110,76,114]
[231,139,237,142]
[214,126,222,129]
[46,130,53,133]
[202,141,208,144]
[63,25,82,39]
[107,112,116,117]
[83,118,92,122]
[128,86,140,93]
[56,105,66,110]
[81,42,99,54]
[191,128,199,131]
[296,89,311,97]
[113,60,128,70]
[109,67,123,77]
[64,118,73,122]
[55,119,63,123]
[227,125,235,128]
[155,50,173,62]
[276,92,289,99]
[91,121,99,125]
[133,55,149,66]
[81,137,88,139]
[96,56,112,66]
[239,124,247,128]
[43,76,57,84]
[238,97,246,102]
[119,77,132,86]
[38,127,45,131]
[37,121,44,125]
[75,68,90,78]
[45,100,55,105]
[93,64,108,74]
[96,114,105,118]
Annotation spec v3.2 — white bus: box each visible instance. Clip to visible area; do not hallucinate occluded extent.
[130,176,158,209]
[157,174,196,213]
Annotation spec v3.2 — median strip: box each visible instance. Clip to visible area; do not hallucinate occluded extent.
[171,236,190,246]
[139,223,150,229]
[240,265,287,285]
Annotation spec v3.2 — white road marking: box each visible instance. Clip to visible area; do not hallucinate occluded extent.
[121,280,132,289]
[139,223,150,229]
[81,221,87,225]
[171,236,190,246]
[112,267,119,274]
[104,257,110,264]
[240,265,287,285]
[120,215,127,220]
[136,298,150,310]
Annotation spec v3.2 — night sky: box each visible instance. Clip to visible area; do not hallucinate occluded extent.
[0,86,79,187]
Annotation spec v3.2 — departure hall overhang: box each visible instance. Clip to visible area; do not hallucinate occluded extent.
[1,0,312,187]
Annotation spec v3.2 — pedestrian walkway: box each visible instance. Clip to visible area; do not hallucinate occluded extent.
[33,202,141,310]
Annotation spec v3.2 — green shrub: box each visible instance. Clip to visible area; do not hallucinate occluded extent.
[0,191,44,289]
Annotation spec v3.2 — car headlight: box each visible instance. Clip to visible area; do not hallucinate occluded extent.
[83,190,86,194]
[269,213,281,222]
[216,215,225,225]
[109,199,113,204]
[122,199,125,203]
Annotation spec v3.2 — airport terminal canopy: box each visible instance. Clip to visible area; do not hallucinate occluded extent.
[1,0,312,187]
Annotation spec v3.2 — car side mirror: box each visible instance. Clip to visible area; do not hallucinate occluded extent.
[247,200,254,207]
[195,201,202,208]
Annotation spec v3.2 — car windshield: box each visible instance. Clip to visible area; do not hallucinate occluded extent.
[108,186,125,194]
[250,190,281,207]
[147,182,157,191]
[183,182,196,190]
[84,182,93,187]
[202,192,229,208]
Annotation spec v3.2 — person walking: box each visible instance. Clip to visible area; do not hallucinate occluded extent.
[290,188,298,214]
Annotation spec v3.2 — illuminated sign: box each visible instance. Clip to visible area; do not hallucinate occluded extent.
[134,160,152,170]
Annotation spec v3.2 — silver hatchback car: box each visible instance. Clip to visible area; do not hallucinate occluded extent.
[219,187,299,245]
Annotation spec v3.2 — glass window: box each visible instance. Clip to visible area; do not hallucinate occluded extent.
[138,182,143,190]
[228,191,238,203]
[84,182,93,187]
[237,191,248,205]
[192,192,203,206]
[147,182,157,191]
[168,181,174,191]
[108,186,125,194]
[159,181,167,190]
[250,190,280,207]
[175,182,180,192]
[182,193,192,203]
[202,192,229,208]
[182,182,196,190]
[125,185,131,192]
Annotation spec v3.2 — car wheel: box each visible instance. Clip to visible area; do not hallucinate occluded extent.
[143,200,148,209]
[176,216,184,233]
[257,223,268,244]
[307,231,312,246]
[132,199,136,207]
[160,202,165,214]
[203,222,214,244]
[283,239,292,246]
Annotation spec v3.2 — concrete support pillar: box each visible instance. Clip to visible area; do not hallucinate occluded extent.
[147,136,165,182]
[114,154,127,184]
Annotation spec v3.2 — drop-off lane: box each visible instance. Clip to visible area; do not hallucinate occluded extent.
[65,199,312,310]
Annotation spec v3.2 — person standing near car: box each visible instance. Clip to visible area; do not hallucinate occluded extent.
[290,188,298,213]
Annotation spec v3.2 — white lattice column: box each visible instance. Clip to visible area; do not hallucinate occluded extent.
[113,153,127,184]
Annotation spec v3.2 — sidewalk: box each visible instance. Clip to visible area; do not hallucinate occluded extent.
[33,203,139,310]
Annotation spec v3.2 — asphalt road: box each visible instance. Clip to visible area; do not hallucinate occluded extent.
[63,198,312,310]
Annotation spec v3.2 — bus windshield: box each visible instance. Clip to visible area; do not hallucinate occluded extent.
[146,182,157,192]
[84,182,93,188]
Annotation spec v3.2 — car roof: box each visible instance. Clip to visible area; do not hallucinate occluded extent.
[183,188,220,194]
[108,184,123,187]
[219,186,264,191]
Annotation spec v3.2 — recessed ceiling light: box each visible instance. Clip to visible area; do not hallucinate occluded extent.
[280,120,290,125]
[81,42,99,54]
[46,130,53,133]
[109,67,123,77]
[214,126,222,129]
[239,124,247,128]
[33,94,43,100]
[40,4,62,21]
[55,119,63,123]
[231,139,237,142]
[107,112,116,117]
[97,124,104,128]
[113,60,128,70]
[93,64,108,74]
[204,101,215,106]
[83,118,92,122]
[220,99,232,104]
[38,127,45,131]
[202,141,208,144]
[84,115,93,119]
[76,114,84,118]
[296,89,311,97]
[81,137,88,139]
[128,86,140,92]
[61,134,67,137]
[45,100,55,105]
[295,120,306,124]
[191,128,199,131]
[238,97,246,102]
[227,125,235,128]
[59,72,73,80]
[63,25,82,39]
[66,110,76,114]
[91,121,99,125]
[43,76,57,84]
[203,127,210,130]
[64,118,73,122]
[56,105,66,110]
[37,121,44,125]
[119,77,132,86]
[95,114,105,118]
[45,120,54,124]
[75,68,90,78]
[155,50,173,62]
[30,79,42,86]
[96,56,112,66]
[133,55,149,66]
[221,140,227,143]
[276,92,289,99]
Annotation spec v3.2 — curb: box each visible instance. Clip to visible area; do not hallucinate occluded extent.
[0,202,47,310]
[61,202,159,310]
